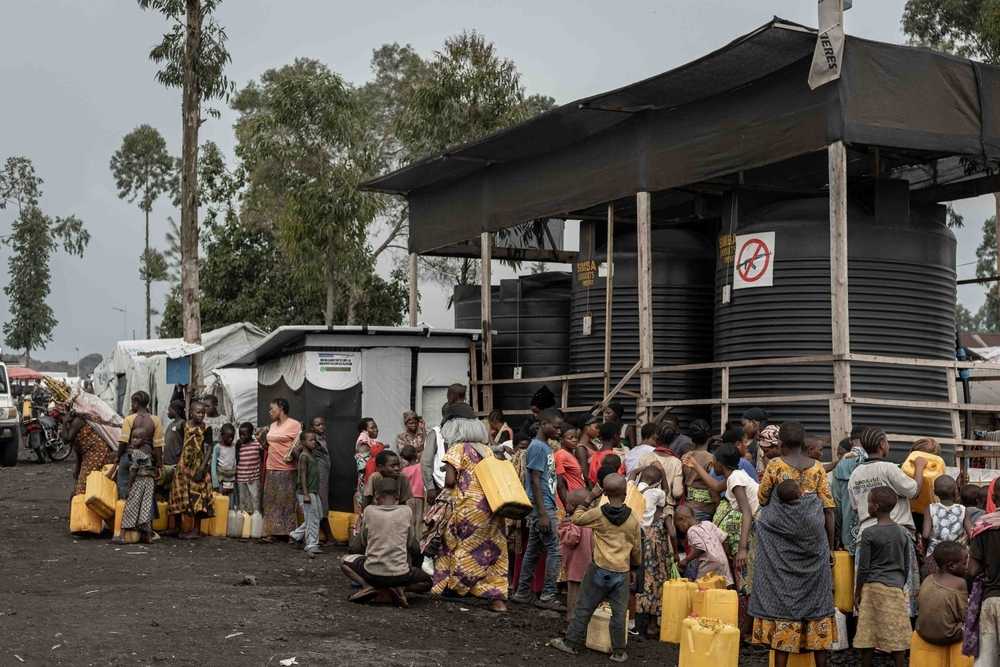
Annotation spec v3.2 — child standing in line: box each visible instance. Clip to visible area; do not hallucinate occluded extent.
[289,430,323,556]
[634,465,673,640]
[210,423,238,497]
[399,444,424,539]
[922,475,967,575]
[549,474,641,663]
[854,486,912,667]
[558,488,594,621]
[963,484,984,527]
[235,422,263,513]
[916,540,969,646]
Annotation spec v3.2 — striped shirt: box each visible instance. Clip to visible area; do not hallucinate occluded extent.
[236,441,264,483]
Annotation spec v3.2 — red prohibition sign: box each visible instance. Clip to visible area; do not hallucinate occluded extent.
[736,237,771,282]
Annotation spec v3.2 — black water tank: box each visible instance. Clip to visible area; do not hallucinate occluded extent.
[713,190,956,451]
[454,272,571,417]
[569,224,715,426]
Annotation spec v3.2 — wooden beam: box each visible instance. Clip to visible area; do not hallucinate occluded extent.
[603,202,615,399]
[720,367,730,433]
[647,393,840,408]
[911,172,1000,205]
[637,191,654,424]
[561,379,570,411]
[468,340,479,414]
[847,352,1000,371]
[473,371,605,387]
[847,396,1000,413]
[649,354,836,374]
[422,242,578,264]
[594,361,642,412]
[947,371,968,477]
[407,252,418,327]
[829,141,852,443]
[480,232,493,414]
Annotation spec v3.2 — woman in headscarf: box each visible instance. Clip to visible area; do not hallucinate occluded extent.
[755,424,782,477]
[395,411,425,457]
[260,398,302,541]
[431,403,509,613]
[63,408,116,497]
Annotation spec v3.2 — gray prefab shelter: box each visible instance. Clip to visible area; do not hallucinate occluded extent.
[366,18,1000,467]
[228,326,478,511]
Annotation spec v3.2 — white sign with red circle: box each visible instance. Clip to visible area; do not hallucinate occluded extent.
[733,231,775,290]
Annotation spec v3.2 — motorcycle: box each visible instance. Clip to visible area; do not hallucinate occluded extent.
[22,401,71,463]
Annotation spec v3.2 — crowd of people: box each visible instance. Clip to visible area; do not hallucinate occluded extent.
[59,383,1000,665]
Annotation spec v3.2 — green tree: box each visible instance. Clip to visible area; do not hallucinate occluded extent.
[956,303,980,331]
[974,215,1000,330]
[367,31,556,290]
[0,157,89,364]
[233,58,384,325]
[158,216,405,336]
[110,124,175,337]
[902,1,1000,61]
[139,0,234,384]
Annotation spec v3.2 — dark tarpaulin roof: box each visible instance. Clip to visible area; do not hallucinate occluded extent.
[364,18,1000,254]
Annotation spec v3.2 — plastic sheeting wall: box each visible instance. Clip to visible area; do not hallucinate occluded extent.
[361,348,412,449]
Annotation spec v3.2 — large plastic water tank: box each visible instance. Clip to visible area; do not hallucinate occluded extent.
[454,272,571,417]
[569,224,715,426]
[713,187,956,449]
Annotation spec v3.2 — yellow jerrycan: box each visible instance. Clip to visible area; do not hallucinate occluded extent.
[679,617,739,667]
[84,468,118,520]
[832,551,855,613]
[474,455,532,519]
[901,452,945,514]
[660,579,698,644]
[70,495,103,534]
[769,650,816,666]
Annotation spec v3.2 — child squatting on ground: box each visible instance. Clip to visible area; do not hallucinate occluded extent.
[548,473,641,663]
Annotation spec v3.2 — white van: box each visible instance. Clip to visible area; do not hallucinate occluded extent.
[0,362,21,466]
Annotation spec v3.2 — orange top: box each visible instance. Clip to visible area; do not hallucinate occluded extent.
[265,417,302,472]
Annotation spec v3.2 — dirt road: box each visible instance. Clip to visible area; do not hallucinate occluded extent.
[1,459,885,665]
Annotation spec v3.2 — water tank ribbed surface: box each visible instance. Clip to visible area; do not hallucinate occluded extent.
[714,195,956,447]
[570,225,715,425]
[454,272,571,415]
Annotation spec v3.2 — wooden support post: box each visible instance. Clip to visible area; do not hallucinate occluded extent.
[947,371,968,476]
[603,203,615,399]
[561,379,570,411]
[720,367,730,434]
[407,252,418,327]
[636,192,654,424]
[480,232,494,414]
[468,340,480,414]
[828,141,852,442]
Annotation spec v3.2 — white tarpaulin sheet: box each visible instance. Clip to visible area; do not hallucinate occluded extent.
[361,347,412,450]
[209,368,259,426]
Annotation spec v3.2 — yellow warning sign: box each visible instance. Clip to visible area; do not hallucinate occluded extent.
[719,234,735,265]
[576,259,598,287]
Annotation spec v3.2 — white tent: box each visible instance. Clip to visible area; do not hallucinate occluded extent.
[92,323,266,424]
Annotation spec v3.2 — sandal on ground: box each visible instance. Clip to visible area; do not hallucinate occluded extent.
[610,650,628,663]
[349,586,377,603]
[389,587,409,608]
[488,600,507,613]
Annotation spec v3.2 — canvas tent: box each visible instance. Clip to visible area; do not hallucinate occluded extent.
[227,326,479,512]
[92,323,266,424]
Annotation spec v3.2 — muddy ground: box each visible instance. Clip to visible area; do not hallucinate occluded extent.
[1,457,898,666]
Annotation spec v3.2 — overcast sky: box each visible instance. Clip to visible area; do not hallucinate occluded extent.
[0,0,994,362]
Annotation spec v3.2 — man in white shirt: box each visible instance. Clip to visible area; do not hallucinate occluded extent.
[847,426,927,541]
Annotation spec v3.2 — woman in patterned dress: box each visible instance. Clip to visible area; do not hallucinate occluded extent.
[431,406,509,613]
[751,421,836,665]
[168,400,215,539]
[65,412,115,496]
